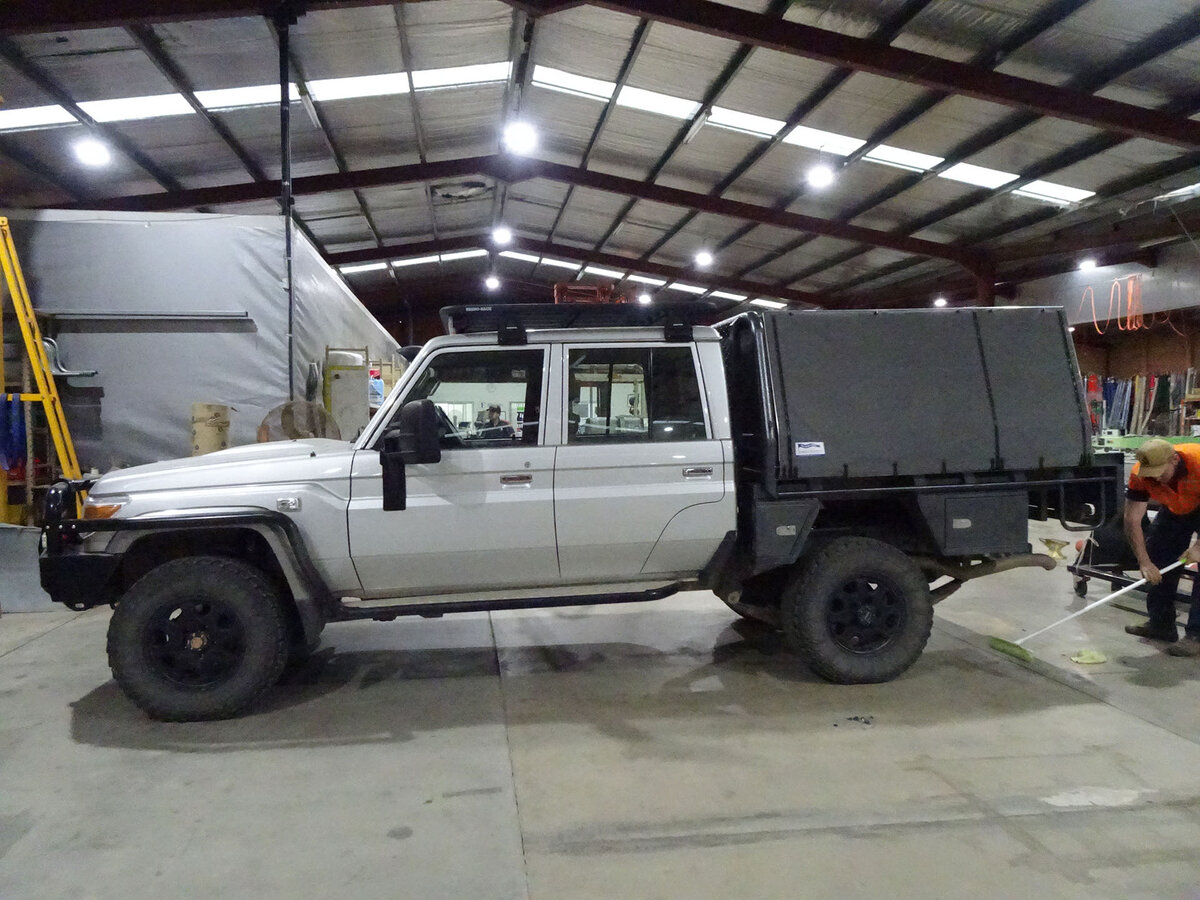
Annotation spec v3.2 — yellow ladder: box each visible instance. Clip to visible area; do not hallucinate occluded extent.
[0,217,81,489]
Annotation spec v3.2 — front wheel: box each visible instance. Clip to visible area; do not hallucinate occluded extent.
[781,537,932,684]
[107,556,289,721]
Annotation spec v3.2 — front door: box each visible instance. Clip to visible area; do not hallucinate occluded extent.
[348,346,558,597]
[554,344,728,583]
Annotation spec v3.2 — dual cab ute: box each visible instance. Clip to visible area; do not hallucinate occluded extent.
[41,303,1122,720]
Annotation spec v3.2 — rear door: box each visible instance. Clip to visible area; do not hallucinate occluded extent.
[553,343,727,582]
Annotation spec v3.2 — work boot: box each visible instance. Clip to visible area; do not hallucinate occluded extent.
[1125,623,1178,642]
[1167,636,1200,657]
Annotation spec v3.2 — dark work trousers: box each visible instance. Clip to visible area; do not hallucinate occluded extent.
[1144,506,1200,636]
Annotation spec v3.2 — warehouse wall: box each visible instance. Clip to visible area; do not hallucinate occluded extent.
[5,210,399,469]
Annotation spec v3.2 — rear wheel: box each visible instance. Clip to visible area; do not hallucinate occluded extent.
[782,537,932,683]
[107,556,289,721]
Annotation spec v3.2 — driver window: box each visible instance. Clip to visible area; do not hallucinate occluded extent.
[391,348,544,449]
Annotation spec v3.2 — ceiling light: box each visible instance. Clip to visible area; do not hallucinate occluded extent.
[782,125,865,156]
[78,93,193,122]
[503,121,538,155]
[391,254,440,268]
[939,163,1018,190]
[637,293,653,305]
[750,299,788,309]
[531,66,615,102]
[1013,180,1094,205]
[195,83,299,110]
[933,297,948,308]
[339,262,389,274]
[540,257,581,270]
[628,274,666,286]
[707,106,785,138]
[806,164,835,189]
[616,86,701,120]
[411,61,511,91]
[1069,326,1076,332]
[694,250,714,268]
[1079,258,1097,272]
[492,226,513,245]
[485,275,501,291]
[73,138,111,167]
[0,104,76,131]
[308,72,410,102]
[584,265,623,278]
[439,249,488,262]
[710,291,747,301]
[667,283,707,294]
[863,144,944,173]
[499,250,540,263]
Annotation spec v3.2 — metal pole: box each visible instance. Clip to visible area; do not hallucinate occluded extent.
[276,4,296,400]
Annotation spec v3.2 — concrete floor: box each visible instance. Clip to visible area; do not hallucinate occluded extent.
[3,521,1200,899]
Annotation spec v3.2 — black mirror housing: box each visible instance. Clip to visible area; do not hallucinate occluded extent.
[380,399,442,511]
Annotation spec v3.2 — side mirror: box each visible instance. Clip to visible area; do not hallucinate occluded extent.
[380,399,442,511]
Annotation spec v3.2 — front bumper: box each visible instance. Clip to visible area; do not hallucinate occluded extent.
[39,551,121,610]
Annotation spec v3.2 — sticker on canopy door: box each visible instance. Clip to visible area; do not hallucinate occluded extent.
[795,441,826,457]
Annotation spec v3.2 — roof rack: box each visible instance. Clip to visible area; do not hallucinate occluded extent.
[439,300,733,344]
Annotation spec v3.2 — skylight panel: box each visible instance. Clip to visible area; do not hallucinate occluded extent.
[196,83,299,109]
[411,61,511,90]
[339,262,389,274]
[439,249,489,262]
[391,254,440,268]
[531,66,615,102]
[499,250,542,263]
[628,274,666,286]
[540,257,582,270]
[710,290,748,301]
[863,144,944,172]
[666,283,707,294]
[750,298,788,309]
[583,265,624,278]
[308,73,410,102]
[782,125,866,156]
[0,105,76,131]
[708,107,784,138]
[1012,180,1095,205]
[939,163,1018,190]
[78,93,193,122]
[616,86,701,120]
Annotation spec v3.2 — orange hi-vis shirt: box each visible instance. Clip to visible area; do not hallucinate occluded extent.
[1127,442,1200,515]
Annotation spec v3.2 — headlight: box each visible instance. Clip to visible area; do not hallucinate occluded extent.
[82,494,130,520]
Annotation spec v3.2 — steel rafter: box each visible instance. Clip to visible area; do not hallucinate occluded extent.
[609,0,936,295]
[718,0,1093,277]
[0,37,184,193]
[326,231,825,306]
[0,137,89,202]
[539,19,650,252]
[762,15,1200,291]
[70,154,982,270]
[570,0,1200,148]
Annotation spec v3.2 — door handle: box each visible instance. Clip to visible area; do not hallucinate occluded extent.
[500,473,533,485]
[682,466,713,477]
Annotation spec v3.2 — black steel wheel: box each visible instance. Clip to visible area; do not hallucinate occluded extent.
[107,556,289,721]
[782,537,932,683]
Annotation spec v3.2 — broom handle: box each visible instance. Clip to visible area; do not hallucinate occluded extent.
[1017,558,1188,646]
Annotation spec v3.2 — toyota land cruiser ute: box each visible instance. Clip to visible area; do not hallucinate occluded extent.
[40,302,1121,720]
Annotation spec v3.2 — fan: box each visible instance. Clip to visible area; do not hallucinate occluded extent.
[257,400,342,442]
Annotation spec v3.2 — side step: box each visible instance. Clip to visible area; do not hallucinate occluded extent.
[333,583,682,621]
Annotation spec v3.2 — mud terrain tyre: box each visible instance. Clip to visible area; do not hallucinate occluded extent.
[107,556,289,721]
[781,537,932,684]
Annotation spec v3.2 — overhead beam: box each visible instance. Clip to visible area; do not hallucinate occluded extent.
[571,0,1200,149]
[326,232,828,307]
[70,154,982,271]
[994,214,1200,262]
